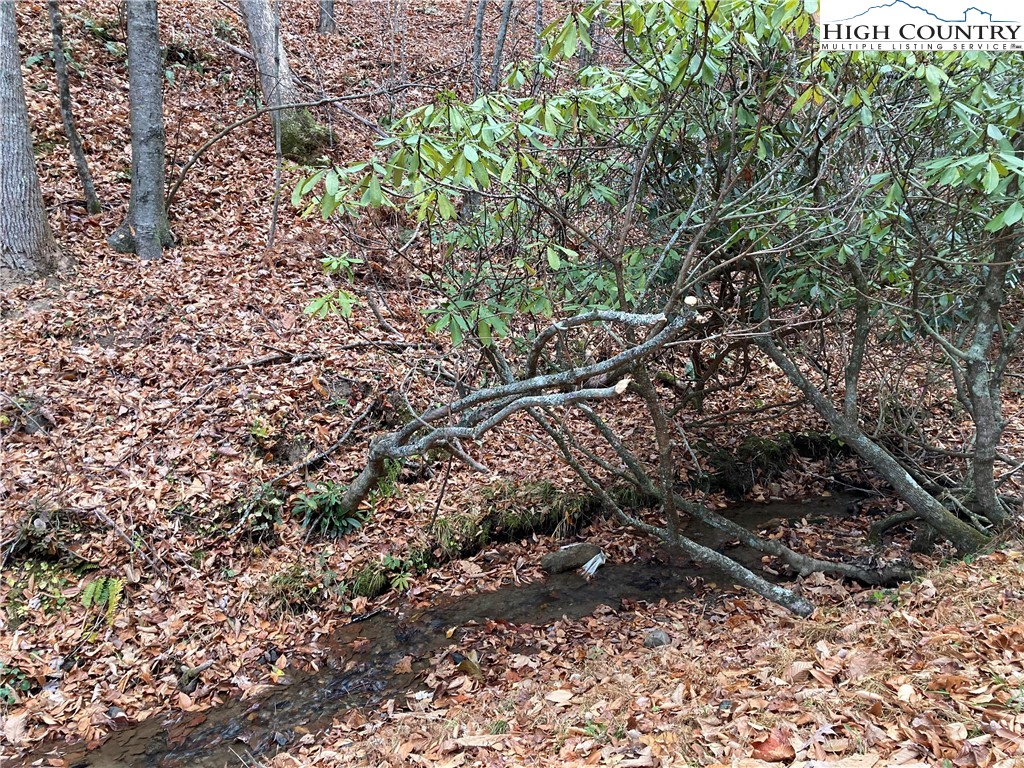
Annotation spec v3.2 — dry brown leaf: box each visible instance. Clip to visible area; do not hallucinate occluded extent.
[785,660,815,682]
[897,684,916,702]
[751,728,796,763]
[2,711,29,746]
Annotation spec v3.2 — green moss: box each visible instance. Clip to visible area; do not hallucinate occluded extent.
[279,109,331,163]
[699,434,797,497]
[607,484,661,511]
[430,512,485,561]
[737,433,793,474]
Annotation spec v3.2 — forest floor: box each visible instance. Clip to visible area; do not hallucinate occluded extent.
[1,2,1023,767]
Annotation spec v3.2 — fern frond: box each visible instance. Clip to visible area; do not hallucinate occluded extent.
[81,578,100,609]
[105,577,124,625]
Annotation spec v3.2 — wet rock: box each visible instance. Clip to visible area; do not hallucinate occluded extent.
[643,629,671,648]
[541,543,601,574]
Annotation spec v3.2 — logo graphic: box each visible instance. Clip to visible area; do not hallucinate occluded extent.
[818,0,1022,51]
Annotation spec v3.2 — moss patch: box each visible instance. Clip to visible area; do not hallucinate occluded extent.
[280,109,331,163]
[701,433,798,497]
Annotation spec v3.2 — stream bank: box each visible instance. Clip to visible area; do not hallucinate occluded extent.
[32,494,861,768]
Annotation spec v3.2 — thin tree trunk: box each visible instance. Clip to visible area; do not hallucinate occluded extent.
[489,0,515,92]
[316,0,336,34]
[758,337,989,553]
[238,0,302,108]
[238,0,325,159]
[47,0,100,215]
[471,0,487,98]
[0,0,63,276]
[575,6,601,71]
[965,246,1012,527]
[108,0,171,260]
[531,0,543,93]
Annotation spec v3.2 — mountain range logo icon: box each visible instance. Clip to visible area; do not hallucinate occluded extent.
[833,1,1015,24]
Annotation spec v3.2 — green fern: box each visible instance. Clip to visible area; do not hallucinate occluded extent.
[81,576,125,626]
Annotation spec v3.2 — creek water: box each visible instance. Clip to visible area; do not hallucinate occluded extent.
[30,495,859,768]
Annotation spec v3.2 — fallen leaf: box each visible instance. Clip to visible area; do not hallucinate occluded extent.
[751,727,795,762]
[454,734,506,748]
[545,689,574,704]
[2,712,29,746]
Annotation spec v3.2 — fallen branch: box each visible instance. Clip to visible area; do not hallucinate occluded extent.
[868,510,919,544]
[677,496,918,586]
[214,350,323,373]
[337,313,692,516]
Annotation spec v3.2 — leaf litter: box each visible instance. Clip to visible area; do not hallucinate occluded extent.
[0,1,1022,767]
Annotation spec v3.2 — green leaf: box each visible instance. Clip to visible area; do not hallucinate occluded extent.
[360,174,384,206]
[500,155,517,185]
[546,245,561,270]
[1003,201,1024,226]
[436,192,457,220]
[324,170,340,197]
[982,161,1000,194]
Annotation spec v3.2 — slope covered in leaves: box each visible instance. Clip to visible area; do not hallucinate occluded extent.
[1,1,1022,766]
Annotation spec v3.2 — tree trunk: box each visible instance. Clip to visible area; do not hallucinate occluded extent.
[108,0,171,260]
[0,0,63,276]
[531,0,543,93]
[758,337,989,553]
[238,0,326,160]
[47,0,100,215]
[965,251,1011,527]
[575,6,602,72]
[488,0,515,92]
[470,0,487,98]
[316,0,336,34]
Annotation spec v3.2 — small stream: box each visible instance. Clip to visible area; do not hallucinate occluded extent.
[33,495,858,768]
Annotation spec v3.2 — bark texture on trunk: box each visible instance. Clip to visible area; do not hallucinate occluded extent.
[965,248,1011,527]
[531,0,543,93]
[238,0,327,160]
[48,0,100,215]
[471,0,487,98]
[0,1,62,276]
[488,0,515,92]
[108,0,171,260]
[239,0,302,107]
[316,0,336,34]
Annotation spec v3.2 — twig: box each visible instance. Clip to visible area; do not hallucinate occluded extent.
[213,350,323,373]
[361,290,406,340]
[84,507,167,576]
[213,341,428,374]
[278,399,378,481]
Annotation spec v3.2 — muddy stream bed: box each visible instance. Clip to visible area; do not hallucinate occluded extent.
[30,495,861,767]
